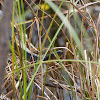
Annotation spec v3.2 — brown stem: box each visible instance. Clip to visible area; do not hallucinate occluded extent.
[0,0,13,93]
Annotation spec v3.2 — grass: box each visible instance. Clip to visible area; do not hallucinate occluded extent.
[1,0,100,100]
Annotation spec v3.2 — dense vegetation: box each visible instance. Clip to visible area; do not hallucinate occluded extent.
[0,0,100,100]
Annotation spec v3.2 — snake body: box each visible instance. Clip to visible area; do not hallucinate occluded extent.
[27,50,63,62]
[10,35,63,62]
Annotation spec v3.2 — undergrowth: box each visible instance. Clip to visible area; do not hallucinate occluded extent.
[1,0,100,100]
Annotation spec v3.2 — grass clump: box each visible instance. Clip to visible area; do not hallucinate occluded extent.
[1,0,100,100]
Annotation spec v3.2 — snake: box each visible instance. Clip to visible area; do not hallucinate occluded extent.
[10,34,63,62]
[27,49,63,62]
